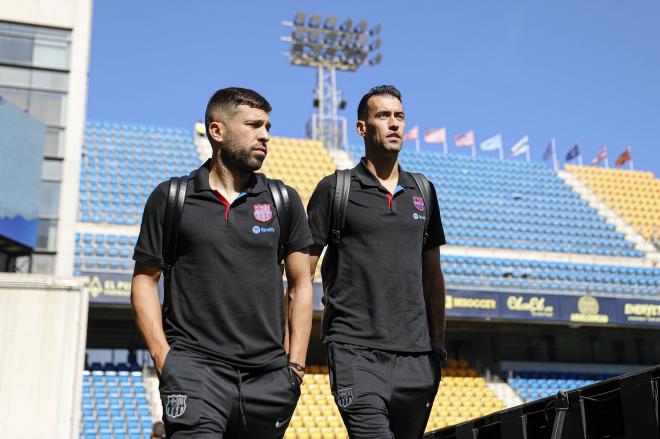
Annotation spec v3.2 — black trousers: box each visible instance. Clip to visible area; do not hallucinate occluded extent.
[159,348,300,438]
[328,342,441,439]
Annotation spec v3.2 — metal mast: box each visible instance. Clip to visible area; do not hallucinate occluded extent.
[282,13,382,150]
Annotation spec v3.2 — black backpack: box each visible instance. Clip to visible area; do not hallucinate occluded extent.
[161,172,291,281]
[330,168,434,245]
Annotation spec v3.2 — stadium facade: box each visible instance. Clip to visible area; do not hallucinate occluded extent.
[76,119,660,436]
[1,2,658,433]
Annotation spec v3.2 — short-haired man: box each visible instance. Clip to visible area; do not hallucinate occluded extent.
[131,87,314,438]
[307,85,447,438]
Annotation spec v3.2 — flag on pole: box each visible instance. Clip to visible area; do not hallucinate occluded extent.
[454,130,475,148]
[614,146,631,168]
[591,146,608,166]
[404,125,419,141]
[424,128,446,144]
[510,135,530,156]
[566,144,580,161]
[480,134,503,151]
[542,141,553,161]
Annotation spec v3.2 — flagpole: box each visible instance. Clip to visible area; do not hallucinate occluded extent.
[629,146,634,170]
[499,143,503,160]
[415,137,420,153]
[603,146,609,168]
[552,138,558,171]
[472,143,476,158]
[443,140,447,155]
[526,147,531,163]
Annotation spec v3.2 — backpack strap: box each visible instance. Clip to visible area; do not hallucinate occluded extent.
[162,175,188,278]
[266,177,290,270]
[409,172,433,246]
[330,169,351,244]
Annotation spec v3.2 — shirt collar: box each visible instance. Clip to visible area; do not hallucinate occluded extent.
[193,159,268,194]
[353,157,416,189]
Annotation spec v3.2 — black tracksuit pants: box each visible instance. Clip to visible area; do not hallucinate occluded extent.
[159,348,300,438]
[328,342,441,439]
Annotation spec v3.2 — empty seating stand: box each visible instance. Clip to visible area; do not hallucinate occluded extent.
[441,255,659,297]
[80,363,153,439]
[74,232,137,275]
[262,137,337,207]
[566,164,660,242]
[506,370,616,402]
[347,146,643,258]
[79,121,199,226]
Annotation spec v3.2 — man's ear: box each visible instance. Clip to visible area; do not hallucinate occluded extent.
[207,120,224,144]
[356,120,366,137]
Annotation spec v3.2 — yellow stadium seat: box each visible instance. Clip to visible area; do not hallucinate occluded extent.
[567,165,660,239]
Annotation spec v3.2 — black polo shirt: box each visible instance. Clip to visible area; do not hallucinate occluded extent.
[133,159,313,370]
[307,158,446,352]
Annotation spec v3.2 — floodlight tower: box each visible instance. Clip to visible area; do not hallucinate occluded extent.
[282,12,382,150]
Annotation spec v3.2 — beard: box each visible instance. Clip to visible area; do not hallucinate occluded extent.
[218,130,265,173]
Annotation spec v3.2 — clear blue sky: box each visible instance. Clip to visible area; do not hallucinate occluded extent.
[87,0,660,176]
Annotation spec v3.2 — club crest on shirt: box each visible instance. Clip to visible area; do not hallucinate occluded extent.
[253,204,273,222]
[413,196,426,212]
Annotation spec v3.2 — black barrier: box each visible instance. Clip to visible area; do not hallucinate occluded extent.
[425,365,660,439]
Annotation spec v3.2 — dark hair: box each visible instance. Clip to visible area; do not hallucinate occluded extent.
[205,87,271,134]
[357,85,402,120]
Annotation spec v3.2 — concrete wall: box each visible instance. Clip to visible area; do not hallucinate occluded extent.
[0,274,88,438]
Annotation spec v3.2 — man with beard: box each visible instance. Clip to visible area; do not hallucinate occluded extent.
[131,87,313,438]
[307,85,447,438]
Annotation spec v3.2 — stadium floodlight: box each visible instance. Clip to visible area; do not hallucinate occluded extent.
[310,43,323,56]
[308,28,322,42]
[369,38,381,51]
[283,14,381,72]
[354,34,367,49]
[309,13,321,28]
[339,18,353,32]
[354,20,368,34]
[325,30,338,45]
[293,12,306,26]
[368,53,382,66]
[281,13,383,149]
[292,28,305,41]
[292,43,304,56]
[340,33,353,48]
[324,16,337,30]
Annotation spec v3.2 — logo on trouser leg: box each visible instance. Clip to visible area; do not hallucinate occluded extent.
[337,387,353,408]
[166,394,187,418]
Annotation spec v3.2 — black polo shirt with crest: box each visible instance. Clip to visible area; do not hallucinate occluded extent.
[307,158,446,352]
[133,159,313,370]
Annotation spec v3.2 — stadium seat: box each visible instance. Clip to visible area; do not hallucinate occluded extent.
[506,369,617,403]
[80,364,153,438]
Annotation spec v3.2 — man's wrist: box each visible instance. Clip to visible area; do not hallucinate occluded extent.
[432,346,448,361]
[151,343,170,367]
[287,361,306,373]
